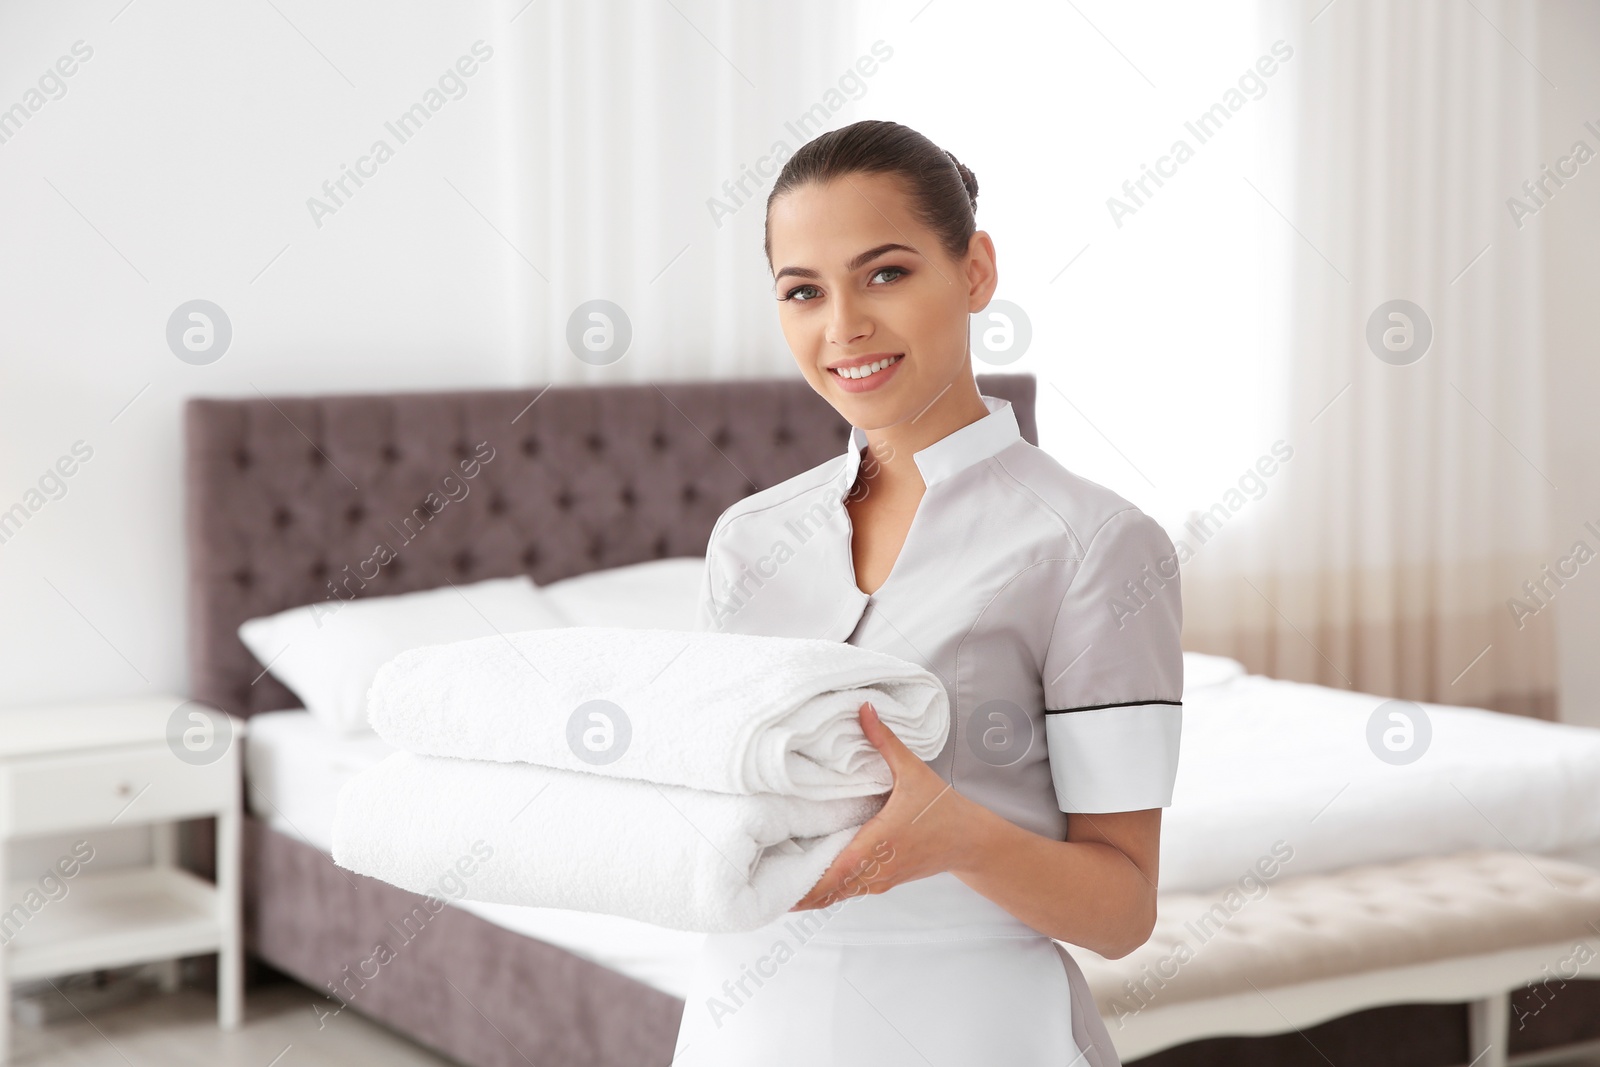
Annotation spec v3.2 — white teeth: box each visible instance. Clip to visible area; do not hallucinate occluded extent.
[835,355,901,380]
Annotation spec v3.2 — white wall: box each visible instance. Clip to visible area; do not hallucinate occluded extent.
[1538,1,1600,728]
[0,1,516,707]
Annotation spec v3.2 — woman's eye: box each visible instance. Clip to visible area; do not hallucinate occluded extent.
[781,284,822,302]
[870,266,908,285]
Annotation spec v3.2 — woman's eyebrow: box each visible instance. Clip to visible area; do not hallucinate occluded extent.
[773,242,920,284]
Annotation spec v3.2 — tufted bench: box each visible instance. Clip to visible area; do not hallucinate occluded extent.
[1071,850,1600,1065]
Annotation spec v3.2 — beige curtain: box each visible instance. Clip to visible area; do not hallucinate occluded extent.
[1180,0,1556,719]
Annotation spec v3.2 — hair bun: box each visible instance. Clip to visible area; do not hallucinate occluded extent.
[944,149,979,213]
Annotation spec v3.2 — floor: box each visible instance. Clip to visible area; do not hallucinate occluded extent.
[5,979,455,1066]
[7,981,1600,1066]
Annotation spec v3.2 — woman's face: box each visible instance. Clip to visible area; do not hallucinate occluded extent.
[767,171,997,430]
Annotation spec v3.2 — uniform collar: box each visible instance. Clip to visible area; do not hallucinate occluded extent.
[839,394,1021,489]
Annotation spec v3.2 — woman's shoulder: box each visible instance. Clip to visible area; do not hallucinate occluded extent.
[705,452,848,548]
[991,441,1169,560]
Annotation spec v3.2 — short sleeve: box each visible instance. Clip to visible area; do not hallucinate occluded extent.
[1040,508,1183,813]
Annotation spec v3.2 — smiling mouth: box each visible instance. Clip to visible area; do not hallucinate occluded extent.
[829,354,904,380]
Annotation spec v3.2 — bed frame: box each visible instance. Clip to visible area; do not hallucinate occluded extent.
[184,374,1600,1066]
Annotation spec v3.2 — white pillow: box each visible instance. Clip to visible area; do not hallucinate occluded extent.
[538,557,707,630]
[1182,651,1248,693]
[238,575,566,736]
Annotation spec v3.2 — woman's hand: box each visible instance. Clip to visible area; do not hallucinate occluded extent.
[789,701,984,911]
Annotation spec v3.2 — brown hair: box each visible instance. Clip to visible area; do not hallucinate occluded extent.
[763,119,979,272]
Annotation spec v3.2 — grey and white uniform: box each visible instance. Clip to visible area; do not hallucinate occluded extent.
[672,393,1184,1067]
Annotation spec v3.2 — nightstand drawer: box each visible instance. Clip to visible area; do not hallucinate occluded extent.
[1,743,235,836]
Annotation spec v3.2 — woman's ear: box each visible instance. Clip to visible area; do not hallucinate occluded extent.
[966,231,999,311]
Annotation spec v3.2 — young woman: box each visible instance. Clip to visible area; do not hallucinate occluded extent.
[673,119,1183,1067]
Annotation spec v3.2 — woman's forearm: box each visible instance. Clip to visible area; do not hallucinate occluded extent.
[943,797,1157,958]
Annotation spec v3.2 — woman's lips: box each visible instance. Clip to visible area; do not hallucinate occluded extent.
[828,353,904,393]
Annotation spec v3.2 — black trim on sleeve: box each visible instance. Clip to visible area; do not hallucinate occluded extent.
[1043,699,1183,715]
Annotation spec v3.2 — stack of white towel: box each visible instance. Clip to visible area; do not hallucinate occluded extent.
[331,626,950,933]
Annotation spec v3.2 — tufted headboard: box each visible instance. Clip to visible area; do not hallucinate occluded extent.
[185,373,1038,718]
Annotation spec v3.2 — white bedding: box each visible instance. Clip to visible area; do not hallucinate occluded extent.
[244,655,1600,993]
[1164,674,1600,890]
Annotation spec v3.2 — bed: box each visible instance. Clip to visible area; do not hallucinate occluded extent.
[184,374,1600,1066]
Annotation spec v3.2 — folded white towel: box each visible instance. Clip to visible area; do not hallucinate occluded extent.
[365,626,950,799]
[331,750,884,933]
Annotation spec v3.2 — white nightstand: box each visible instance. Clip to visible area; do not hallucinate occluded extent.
[0,696,244,1063]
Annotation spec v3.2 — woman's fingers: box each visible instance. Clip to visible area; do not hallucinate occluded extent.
[790,703,926,911]
[860,700,913,770]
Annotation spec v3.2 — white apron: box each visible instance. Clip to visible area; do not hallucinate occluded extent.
[671,870,1120,1066]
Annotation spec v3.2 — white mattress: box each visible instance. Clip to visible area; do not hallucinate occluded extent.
[242,710,706,998]
[244,675,1600,995]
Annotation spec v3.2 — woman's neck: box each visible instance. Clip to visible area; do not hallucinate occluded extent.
[856,376,991,494]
